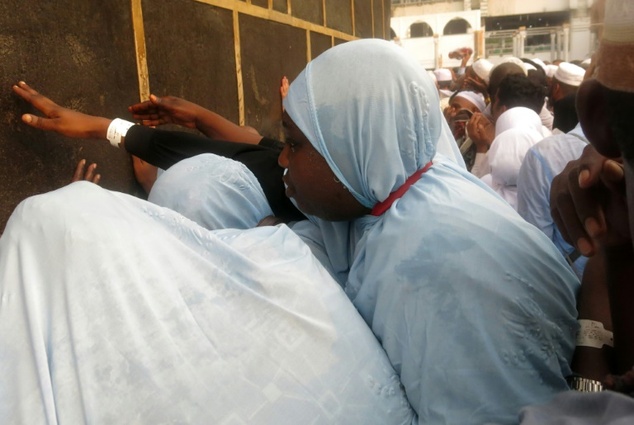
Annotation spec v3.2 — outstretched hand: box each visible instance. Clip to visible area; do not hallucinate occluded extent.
[128,94,200,129]
[12,81,111,139]
[550,145,630,257]
[72,159,101,184]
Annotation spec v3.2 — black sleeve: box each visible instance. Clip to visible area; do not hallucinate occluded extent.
[124,126,305,223]
[124,125,283,170]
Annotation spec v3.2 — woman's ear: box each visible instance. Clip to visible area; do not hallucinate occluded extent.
[577,79,622,158]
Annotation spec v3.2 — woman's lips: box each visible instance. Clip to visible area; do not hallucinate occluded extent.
[283,176,295,198]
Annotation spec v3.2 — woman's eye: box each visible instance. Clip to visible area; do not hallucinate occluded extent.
[286,139,297,152]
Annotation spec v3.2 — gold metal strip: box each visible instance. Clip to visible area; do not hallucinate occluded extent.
[371,0,375,38]
[130,0,150,101]
[233,10,245,126]
[381,0,385,39]
[322,0,327,27]
[306,29,311,62]
[193,0,356,41]
[351,0,355,36]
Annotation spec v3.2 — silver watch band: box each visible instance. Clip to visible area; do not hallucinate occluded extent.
[567,376,604,392]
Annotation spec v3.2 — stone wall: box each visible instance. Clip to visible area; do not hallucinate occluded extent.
[0,0,391,233]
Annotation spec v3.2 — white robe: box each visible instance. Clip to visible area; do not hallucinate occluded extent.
[0,181,415,425]
[482,107,551,210]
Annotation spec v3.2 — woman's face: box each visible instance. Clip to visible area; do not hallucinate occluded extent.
[278,112,370,221]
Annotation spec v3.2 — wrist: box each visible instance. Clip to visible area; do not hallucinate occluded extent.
[91,117,115,140]
[106,118,135,148]
[567,375,604,392]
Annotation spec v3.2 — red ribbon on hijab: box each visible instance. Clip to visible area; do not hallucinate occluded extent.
[371,161,433,216]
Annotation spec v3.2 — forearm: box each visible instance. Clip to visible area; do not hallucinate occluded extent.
[123,125,279,172]
[194,106,262,144]
[571,254,615,380]
[604,243,634,373]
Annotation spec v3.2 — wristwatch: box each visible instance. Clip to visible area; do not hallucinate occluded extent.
[567,375,604,392]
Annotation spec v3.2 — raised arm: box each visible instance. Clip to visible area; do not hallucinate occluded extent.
[13,81,111,139]
[128,94,262,145]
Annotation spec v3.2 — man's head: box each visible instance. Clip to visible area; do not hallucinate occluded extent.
[577,0,634,162]
[434,68,453,89]
[576,0,634,242]
[550,62,585,104]
[491,74,546,123]
[445,91,486,119]
[488,62,525,103]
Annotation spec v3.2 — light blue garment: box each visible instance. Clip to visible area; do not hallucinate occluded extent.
[517,123,589,278]
[284,39,581,424]
[0,182,415,424]
[519,390,634,424]
[148,153,273,230]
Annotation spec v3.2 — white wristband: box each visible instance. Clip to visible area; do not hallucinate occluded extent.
[106,118,135,148]
[576,319,614,349]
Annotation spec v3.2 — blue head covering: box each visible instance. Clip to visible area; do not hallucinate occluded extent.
[285,39,462,208]
[148,154,273,230]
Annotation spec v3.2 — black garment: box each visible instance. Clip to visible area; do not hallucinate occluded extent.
[124,125,305,223]
[553,94,578,134]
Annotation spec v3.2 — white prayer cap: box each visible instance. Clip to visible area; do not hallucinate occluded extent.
[434,68,453,82]
[581,57,592,67]
[531,58,546,71]
[472,59,494,83]
[439,89,455,98]
[597,0,634,93]
[524,63,537,72]
[545,64,558,78]
[554,62,585,87]
[499,57,528,75]
[454,91,487,112]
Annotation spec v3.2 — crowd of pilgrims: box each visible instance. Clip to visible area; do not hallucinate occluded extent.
[434,55,591,277]
[1,5,633,422]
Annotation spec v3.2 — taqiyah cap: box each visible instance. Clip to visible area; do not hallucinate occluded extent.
[472,59,494,83]
[597,0,634,92]
[499,57,528,75]
[434,68,453,82]
[554,62,586,87]
[455,90,487,112]
[531,58,547,71]
[545,64,558,78]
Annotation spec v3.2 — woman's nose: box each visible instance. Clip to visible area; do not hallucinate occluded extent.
[278,144,290,169]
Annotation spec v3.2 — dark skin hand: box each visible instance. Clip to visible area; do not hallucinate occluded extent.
[466,112,495,153]
[462,72,489,98]
[12,81,111,139]
[129,94,199,129]
[72,159,101,184]
[550,145,629,257]
[128,94,262,144]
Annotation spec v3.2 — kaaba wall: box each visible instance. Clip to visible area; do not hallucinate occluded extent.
[0,0,391,233]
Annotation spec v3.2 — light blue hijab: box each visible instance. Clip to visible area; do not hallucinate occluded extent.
[285,40,462,208]
[285,39,580,424]
[148,154,273,230]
